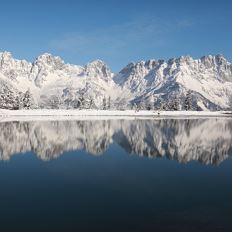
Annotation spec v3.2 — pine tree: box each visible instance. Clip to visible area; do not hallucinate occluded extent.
[17,92,24,109]
[72,97,80,109]
[107,96,111,110]
[169,95,180,111]
[4,88,18,109]
[113,97,127,110]
[102,96,107,110]
[146,102,152,110]
[0,92,6,109]
[184,91,193,111]
[159,99,169,111]
[133,102,139,111]
[14,95,20,110]
[22,90,32,109]
[89,96,96,109]
[229,95,232,111]
[78,90,85,109]
[153,96,158,110]
[49,95,60,109]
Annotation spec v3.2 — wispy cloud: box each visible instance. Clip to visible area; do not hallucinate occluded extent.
[51,16,193,55]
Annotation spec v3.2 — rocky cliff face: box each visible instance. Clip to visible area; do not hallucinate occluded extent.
[0,52,232,110]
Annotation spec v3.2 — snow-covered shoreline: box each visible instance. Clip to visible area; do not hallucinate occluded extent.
[0,109,231,122]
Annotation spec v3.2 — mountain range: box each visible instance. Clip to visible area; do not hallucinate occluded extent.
[0,51,232,110]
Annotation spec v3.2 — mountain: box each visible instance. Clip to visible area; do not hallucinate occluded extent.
[0,119,231,165]
[0,51,232,110]
[114,55,232,110]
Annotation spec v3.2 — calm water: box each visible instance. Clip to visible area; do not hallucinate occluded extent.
[0,118,232,231]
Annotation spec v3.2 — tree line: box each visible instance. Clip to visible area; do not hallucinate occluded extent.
[1,87,230,111]
[0,88,33,110]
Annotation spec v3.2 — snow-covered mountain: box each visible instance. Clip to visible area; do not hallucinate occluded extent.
[114,55,232,110]
[0,119,231,165]
[0,51,232,110]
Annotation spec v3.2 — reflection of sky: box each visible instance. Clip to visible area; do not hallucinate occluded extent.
[1,143,232,231]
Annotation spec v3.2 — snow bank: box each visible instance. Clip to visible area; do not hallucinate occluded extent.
[0,109,231,122]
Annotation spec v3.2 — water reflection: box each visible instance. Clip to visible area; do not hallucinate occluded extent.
[0,118,232,165]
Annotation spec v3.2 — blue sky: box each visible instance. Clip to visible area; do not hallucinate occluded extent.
[0,0,232,71]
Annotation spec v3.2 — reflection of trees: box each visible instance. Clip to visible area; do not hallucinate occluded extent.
[0,118,231,165]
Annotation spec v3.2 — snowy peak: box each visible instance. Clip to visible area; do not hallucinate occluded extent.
[0,51,12,63]
[85,59,112,80]
[34,53,65,70]
[201,54,227,66]
[0,51,30,69]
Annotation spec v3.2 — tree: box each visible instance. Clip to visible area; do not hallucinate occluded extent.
[137,101,145,110]
[132,102,139,111]
[78,91,85,109]
[184,90,193,111]
[89,96,97,109]
[152,96,158,110]
[146,102,152,110]
[158,98,169,111]
[5,89,16,109]
[113,97,128,110]
[169,95,180,111]
[72,99,80,109]
[22,90,33,109]
[107,96,111,110]
[0,86,21,110]
[14,95,21,110]
[102,96,107,110]
[229,95,232,111]
[48,95,61,109]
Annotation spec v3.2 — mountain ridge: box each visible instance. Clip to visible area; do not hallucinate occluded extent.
[0,51,232,111]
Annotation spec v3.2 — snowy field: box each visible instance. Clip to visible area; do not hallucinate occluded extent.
[0,109,231,122]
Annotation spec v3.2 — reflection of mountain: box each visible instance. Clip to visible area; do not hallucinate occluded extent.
[0,119,231,165]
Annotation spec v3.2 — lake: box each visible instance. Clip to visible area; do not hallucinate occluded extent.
[0,118,232,231]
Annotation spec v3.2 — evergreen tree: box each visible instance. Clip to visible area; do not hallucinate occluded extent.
[169,95,180,111]
[22,90,32,109]
[72,97,80,109]
[49,95,60,109]
[0,92,6,109]
[229,95,232,111]
[153,96,158,110]
[184,91,193,111]
[17,92,24,109]
[14,95,20,110]
[102,96,107,110]
[113,97,127,110]
[132,102,139,111]
[78,91,85,109]
[146,102,152,110]
[89,96,96,109]
[107,96,111,110]
[159,99,169,111]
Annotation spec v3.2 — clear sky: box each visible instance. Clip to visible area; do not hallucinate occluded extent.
[0,0,232,71]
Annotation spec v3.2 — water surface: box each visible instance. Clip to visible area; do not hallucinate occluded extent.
[0,118,232,231]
